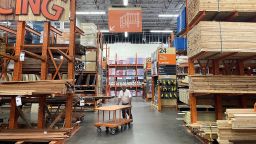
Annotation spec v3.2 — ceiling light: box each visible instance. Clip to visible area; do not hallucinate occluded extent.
[150,30,173,33]
[100,30,109,33]
[158,14,179,18]
[125,32,128,38]
[76,11,106,15]
[123,0,128,6]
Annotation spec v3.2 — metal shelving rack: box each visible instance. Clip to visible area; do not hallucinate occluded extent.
[0,0,86,142]
[183,0,256,125]
[107,53,144,97]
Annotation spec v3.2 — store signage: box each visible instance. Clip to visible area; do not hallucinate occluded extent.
[0,0,69,21]
[108,7,142,32]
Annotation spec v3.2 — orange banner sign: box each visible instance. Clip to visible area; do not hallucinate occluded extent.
[0,0,69,21]
[108,7,142,33]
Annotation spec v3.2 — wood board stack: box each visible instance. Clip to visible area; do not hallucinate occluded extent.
[188,21,256,58]
[217,109,256,144]
[0,129,70,141]
[189,121,218,142]
[187,0,256,24]
[184,111,216,125]
[189,75,256,94]
[179,88,189,104]
[0,80,72,96]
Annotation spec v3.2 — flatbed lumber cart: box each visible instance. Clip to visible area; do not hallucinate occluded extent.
[95,105,132,135]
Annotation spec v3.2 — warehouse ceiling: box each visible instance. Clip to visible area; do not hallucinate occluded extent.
[76,0,185,32]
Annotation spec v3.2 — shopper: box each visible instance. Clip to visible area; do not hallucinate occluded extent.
[117,86,133,120]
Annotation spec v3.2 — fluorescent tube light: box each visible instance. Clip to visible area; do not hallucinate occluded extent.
[100,30,110,33]
[123,0,128,6]
[76,11,106,15]
[150,30,173,33]
[158,14,179,17]
[125,32,128,38]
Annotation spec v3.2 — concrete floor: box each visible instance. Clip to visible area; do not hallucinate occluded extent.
[67,98,201,144]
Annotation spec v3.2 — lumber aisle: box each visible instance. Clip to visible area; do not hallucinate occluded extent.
[217,109,256,144]
[188,21,256,58]
[187,0,256,24]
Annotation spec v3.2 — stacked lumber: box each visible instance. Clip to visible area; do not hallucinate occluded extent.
[189,75,256,94]
[0,129,70,141]
[184,111,215,125]
[187,0,256,24]
[179,88,189,104]
[0,80,72,95]
[189,121,218,142]
[217,109,256,144]
[187,21,256,58]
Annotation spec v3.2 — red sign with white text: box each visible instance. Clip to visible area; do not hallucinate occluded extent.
[108,7,142,33]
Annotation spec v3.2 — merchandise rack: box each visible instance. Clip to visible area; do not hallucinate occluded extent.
[183,0,256,126]
[151,47,177,111]
[144,57,152,102]
[0,0,86,142]
[107,53,144,97]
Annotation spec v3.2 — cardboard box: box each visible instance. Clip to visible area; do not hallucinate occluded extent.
[85,62,97,71]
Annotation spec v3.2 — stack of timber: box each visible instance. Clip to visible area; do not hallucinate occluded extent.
[0,129,70,141]
[187,22,256,58]
[189,76,256,94]
[0,80,72,96]
[217,109,256,144]
[187,0,256,24]
[189,121,218,142]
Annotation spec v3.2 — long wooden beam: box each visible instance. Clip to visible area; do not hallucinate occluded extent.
[224,11,238,21]
[25,26,41,36]
[57,49,72,62]
[217,52,238,61]
[50,26,63,36]
[0,25,16,35]
[0,53,17,61]
[22,50,45,61]
[75,26,85,36]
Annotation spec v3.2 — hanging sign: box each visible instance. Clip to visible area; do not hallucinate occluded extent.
[108,7,142,32]
[0,0,70,21]
[16,96,22,106]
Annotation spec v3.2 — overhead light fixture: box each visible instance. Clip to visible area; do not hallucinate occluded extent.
[158,14,179,18]
[150,30,173,33]
[100,30,110,33]
[125,32,128,38]
[76,11,106,15]
[123,0,128,6]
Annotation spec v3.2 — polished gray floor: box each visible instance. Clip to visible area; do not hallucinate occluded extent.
[67,98,201,144]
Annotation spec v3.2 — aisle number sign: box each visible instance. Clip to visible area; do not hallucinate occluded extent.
[108,7,142,32]
[0,0,69,21]
[158,48,176,65]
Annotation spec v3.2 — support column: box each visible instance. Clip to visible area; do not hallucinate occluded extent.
[188,59,197,123]
[9,21,25,129]
[38,22,50,129]
[65,93,73,128]
[215,95,223,120]
[65,0,76,128]
[190,93,197,123]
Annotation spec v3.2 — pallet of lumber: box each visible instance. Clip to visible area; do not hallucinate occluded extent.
[187,0,256,25]
[217,109,256,144]
[188,21,256,58]
[189,75,256,94]
[0,80,72,96]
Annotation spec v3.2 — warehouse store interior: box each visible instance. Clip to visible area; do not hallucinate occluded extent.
[0,0,256,144]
